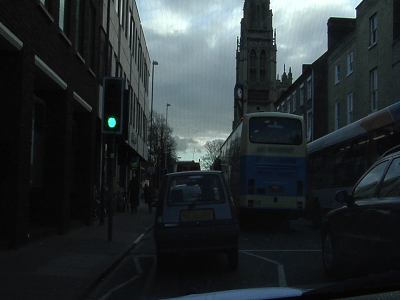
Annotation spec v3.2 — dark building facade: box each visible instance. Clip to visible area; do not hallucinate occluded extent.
[0,0,101,248]
[275,55,328,143]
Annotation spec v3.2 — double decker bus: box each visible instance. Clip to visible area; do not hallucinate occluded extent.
[307,101,400,226]
[219,112,307,224]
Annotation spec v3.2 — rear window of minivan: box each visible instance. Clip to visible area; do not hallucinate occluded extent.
[167,174,225,205]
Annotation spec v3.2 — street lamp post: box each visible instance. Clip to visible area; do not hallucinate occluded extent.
[165,103,171,170]
[150,60,158,162]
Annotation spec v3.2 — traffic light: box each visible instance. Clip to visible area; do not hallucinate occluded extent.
[102,77,124,134]
[129,156,140,169]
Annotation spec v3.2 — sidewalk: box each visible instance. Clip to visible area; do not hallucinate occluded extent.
[0,200,155,300]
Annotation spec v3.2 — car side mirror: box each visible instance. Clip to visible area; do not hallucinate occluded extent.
[335,190,352,205]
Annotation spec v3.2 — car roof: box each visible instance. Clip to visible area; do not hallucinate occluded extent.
[379,147,400,160]
[361,149,400,182]
[166,170,222,177]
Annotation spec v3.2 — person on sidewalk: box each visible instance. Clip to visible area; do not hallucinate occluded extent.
[144,181,153,213]
[128,174,140,213]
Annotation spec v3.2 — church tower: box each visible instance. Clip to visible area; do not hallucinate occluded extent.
[233,0,278,128]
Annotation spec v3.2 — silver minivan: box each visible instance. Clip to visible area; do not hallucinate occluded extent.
[154,171,239,270]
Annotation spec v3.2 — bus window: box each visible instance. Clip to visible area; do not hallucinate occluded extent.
[249,117,302,145]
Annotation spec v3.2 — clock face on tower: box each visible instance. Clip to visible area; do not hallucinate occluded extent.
[237,87,243,99]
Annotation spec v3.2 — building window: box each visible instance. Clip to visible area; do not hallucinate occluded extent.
[129,88,134,125]
[281,101,285,113]
[335,64,340,84]
[250,49,257,82]
[115,0,119,13]
[335,101,340,130]
[292,91,297,112]
[394,2,400,42]
[59,0,71,36]
[370,14,378,46]
[260,50,266,82]
[130,16,135,53]
[117,63,122,77]
[347,93,353,124]
[120,0,125,27]
[128,9,132,42]
[107,43,112,76]
[371,68,378,112]
[300,84,304,107]
[307,76,312,100]
[40,0,52,12]
[31,101,46,188]
[138,41,142,74]
[111,52,117,77]
[306,109,312,142]
[75,0,85,54]
[347,52,353,75]
[287,97,291,113]
[88,2,96,70]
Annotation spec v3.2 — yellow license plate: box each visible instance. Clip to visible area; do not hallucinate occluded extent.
[180,209,214,221]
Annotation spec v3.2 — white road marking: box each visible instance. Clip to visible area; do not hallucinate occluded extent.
[98,255,155,300]
[240,249,321,252]
[134,233,145,244]
[98,275,141,300]
[241,251,287,287]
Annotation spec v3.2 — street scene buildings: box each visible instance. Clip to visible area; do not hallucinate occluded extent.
[0,0,399,250]
[273,0,400,141]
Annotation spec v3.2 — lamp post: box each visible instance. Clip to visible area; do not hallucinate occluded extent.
[165,103,171,170]
[150,60,158,162]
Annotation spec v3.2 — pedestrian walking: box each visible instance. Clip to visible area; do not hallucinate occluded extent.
[128,174,140,213]
[144,181,153,212]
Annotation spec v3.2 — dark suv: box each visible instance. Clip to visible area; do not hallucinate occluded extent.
[154,171,239,270]
[321,148,400,277]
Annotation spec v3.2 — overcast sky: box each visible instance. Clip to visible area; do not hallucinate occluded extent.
[135,0,361,163]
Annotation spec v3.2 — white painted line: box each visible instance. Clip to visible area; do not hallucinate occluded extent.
[98,275,141,300]
[277,264,287,287]
[134,233,145,244]
[240,249,320,252]
[242,251,287,287]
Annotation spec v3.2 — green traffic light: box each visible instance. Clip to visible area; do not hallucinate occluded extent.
[108,117,117,128]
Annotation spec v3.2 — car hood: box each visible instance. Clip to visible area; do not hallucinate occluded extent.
[161,270,400,300]
[161,287,303,300]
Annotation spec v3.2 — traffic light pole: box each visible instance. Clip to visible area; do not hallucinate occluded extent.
[100,142,107,226]
[107,134,115,241]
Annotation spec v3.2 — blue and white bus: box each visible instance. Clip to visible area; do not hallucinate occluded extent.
[219,112,307,224]
[307,101,400,226]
